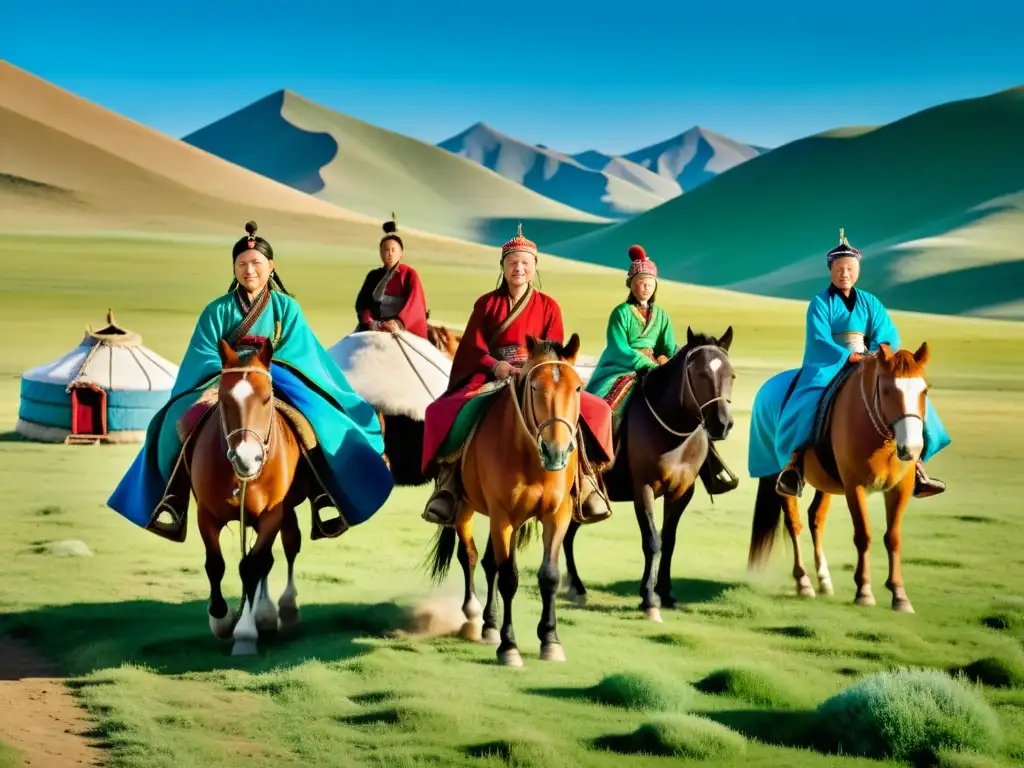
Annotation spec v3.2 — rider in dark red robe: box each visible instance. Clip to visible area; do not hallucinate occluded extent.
[421,224,615,526]
[354,215,429,339]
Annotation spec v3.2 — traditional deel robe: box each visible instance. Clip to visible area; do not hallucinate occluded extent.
[749,285,951,477]
[355,262,429,339]
[586,302,677,430]
[108,287,394,530]
[421,284,615,473]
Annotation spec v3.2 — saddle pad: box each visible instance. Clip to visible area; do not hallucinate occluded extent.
[176,391,318,451]
[811,360,861,447]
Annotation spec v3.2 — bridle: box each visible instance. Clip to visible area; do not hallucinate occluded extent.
[510,359,581,460]
[858,355,924,443]
[642,344,732,438]
[219,365,276,482]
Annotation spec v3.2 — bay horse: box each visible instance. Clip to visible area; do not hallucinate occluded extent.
[748,343,934,613]
[425,322,462,359]
[191,339,307,655]
[561,328,736,621]
[426,334,583,667]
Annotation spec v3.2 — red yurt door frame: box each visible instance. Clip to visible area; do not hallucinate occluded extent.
[70,384,108,437]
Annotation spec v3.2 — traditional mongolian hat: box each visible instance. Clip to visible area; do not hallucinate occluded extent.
[380,212,403,248]
[501,222,538,261]
[826,228,862,266]
[626,244,657,285]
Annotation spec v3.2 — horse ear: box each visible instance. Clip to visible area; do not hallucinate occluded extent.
[913,342,930,366]
[525,335,538,355]
[257,338,274,370]
[563,333,581,363]
[218,339,237,366]
[687,326,695,345]
[878,343,894,362]
[719,325,734,351]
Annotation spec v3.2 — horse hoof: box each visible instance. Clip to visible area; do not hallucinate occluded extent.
[646,607,663,623]
[459,621,482,642]
[498,648,524,668]
[255,613,280,633]
[231,639,259,656]
[819,580,835,596]
[565,588,588,607]
[540,643,566,662]
[480,627,501,645]
[855,593,876,607]
[278,606,300,632]
[797,581,817,598]
[209,612,235,639]
[892,599,915,614]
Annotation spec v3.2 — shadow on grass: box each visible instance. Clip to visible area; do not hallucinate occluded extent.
[700,708,818,749]
[0,431,27,443]
[0,598,410,678]
[592,578,738,604]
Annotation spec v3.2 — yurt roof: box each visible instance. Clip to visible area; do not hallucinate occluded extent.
[21,309,179,391]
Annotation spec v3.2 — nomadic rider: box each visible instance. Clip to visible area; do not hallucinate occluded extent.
[585,244,738,494]
[420,224,616,526]
[108,221,394,541]
[774,229,950,498]
[354,214,429,339]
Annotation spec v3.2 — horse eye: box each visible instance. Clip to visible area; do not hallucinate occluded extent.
[576,385,582,392]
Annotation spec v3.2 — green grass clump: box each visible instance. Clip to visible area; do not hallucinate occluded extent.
[935,749,1006,768]
[953,652,1024,689]
[814,667,1002,764]
[0,741,23,768]
[694,665,804,708]
[587,672,691,711]
[466,735,563,767]
[597,713,746,759]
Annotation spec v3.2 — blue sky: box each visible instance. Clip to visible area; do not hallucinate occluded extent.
[5,0,1022,155]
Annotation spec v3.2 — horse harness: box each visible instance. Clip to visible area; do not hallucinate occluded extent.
[641,344,732,439]
[858,357,922,443]
[513,360,582,458]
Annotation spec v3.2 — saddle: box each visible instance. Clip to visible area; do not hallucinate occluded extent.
[177,390,318,452]
[807,360,861,483]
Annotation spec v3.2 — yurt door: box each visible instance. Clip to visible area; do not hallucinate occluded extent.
[71,384,108,436]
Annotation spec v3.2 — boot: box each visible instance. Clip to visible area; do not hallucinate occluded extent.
[699,442,740,496]
[775,453,805,498]
[148,462,191,543]
[913,460,946,498]
[422,462,460,526]
[576,470,612,524]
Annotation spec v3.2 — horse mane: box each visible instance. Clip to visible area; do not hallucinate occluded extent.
[529,339,573,360]
[885,349,925,378]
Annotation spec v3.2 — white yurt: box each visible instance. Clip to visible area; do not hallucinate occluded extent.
[16,309,179,444]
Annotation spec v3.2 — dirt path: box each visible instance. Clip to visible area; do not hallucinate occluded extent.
[0,635,105,766]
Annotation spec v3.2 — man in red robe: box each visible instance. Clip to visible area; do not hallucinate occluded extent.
[420,224,615,526]
[354,215,429,339]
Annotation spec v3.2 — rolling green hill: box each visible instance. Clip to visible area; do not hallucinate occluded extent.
[183,90,612,247]
[549,85,1024,319]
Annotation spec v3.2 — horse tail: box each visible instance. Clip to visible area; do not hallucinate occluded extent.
[517,519,540,553]
[425,526,458,586]
[748,474,784,570]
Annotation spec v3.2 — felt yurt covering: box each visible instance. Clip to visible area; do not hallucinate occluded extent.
[16,310,178,444]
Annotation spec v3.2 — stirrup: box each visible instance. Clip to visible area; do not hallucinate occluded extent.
[147,498,188,543]
[913,470,946,499]
[311,494,349,540]
[775,466,804,498]
[575,474,612,525]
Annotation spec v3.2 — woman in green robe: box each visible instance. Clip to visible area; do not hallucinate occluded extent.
[108,221,394,542]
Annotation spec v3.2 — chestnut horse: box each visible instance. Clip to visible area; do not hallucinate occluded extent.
[191,339,307,655]
[427,335,583,667]
[748,343,935,613]
[425,323,462,359]
[561,328,737,621]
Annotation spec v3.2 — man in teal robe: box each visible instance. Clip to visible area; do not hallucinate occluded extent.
[747,230,950,497]
[108,235,394,542]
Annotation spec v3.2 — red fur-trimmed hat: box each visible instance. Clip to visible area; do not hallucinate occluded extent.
[501,222,538,261]
[826,228,861,266]
[626,244,657,284]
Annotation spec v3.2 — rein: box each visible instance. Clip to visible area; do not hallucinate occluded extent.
[387,329,450,400]
[641,344,731,438]
[219,364,276,558]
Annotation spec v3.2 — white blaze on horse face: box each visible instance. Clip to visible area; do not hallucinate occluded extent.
[709,357,723,374]
[893,377,926,456]
[230,377,255,406]
[228,376,263,476]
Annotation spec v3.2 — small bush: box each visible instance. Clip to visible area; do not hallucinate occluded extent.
[814,667,1001,764]
[597,714,746,759]
[588,672,691,711]
[695,666,804,708]
[954,653,1024,689]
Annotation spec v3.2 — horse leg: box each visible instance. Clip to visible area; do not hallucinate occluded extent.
[845,486,875,607]
[634,485,663,622]
[491,520,523,667]
[884,476,915,613]
[808,491,835,595]
[199,506,233,639]
[455,509,483,641]
[480,533,500,646]
[561,520,587,606]
[538,507,571,662]
[655,485,696,608]
[233,506,284,656]
[782,495,815,598]
[278,505,301,631]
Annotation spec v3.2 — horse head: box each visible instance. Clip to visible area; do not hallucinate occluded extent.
[873,342,931,462]
[217,338,275,481]
[426,323,463,361]
[521,333,584,472]
[652,326,736,440]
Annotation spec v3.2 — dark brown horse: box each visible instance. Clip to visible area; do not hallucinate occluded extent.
[427,335,584,666]
[748,343,935,613]
[562,328,736,621]
[190,339,307,655]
